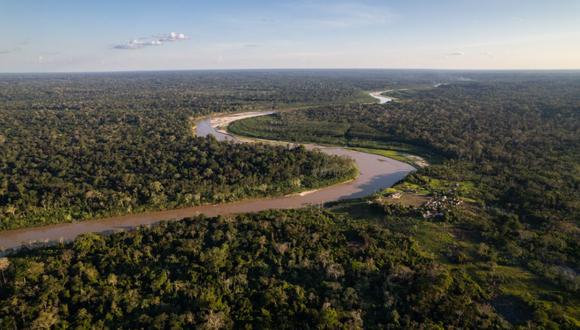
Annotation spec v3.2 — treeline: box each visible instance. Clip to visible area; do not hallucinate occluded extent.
[0,71,367,111]
[0,72,360,230]
[0,209,514,329]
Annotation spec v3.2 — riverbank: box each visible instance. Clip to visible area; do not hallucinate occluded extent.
[0,97,415,253]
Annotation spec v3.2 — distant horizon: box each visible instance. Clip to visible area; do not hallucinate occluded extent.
[1,1,578,72]
[2,67,580,75]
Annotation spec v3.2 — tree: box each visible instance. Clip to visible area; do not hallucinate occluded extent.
[0,257,9,284]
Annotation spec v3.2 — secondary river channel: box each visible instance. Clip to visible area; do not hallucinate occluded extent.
[0,92,413,252]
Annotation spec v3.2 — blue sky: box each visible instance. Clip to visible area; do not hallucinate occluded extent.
[0,0,578,72]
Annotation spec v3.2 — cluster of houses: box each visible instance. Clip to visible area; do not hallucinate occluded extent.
[421,194,463,219]
[377,186,465,220]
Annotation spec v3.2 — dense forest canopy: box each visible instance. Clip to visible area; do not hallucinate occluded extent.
[0,71,370,230]
[230,75,580,327]
[0,70,579,328]
[0,209,514,329]
[2,69,497,230]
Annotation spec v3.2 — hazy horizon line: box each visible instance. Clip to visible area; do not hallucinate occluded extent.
[2,67,580,75]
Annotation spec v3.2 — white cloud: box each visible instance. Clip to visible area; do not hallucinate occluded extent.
[447,51,465,56]
[113,40,145,50]
[114,32,189,50]
[158,32,188,42]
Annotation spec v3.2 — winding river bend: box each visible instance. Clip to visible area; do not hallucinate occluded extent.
[0,93,414,252]
[369,90,392,104]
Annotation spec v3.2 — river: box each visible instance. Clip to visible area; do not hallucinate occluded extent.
[0,94,414,252]
[369,91,392,104]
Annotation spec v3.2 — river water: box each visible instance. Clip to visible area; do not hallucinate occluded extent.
[0,95,414,252]
[369,91,392,104]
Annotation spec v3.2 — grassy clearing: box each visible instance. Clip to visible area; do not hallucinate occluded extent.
[325,198,386,222]
[411,222,456,260]
[354,91,378,103]
[386,181,430,195]
[346,140,442,163]
[409,174,480,202]
[414,222,580,325]
[411,221,580,324]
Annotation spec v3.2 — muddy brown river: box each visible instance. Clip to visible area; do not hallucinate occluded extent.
[0,105,415,252]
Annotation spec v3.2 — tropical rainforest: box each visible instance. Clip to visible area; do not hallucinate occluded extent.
[0,71,359,230]
[230,74,580,327]
[0,70,579,328]
[0,208,520,329]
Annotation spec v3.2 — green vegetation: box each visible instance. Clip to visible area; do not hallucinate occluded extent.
[1,70,579,328]
[1,209,514,329]
[348,147,427,168]
[0,72,359,230]
[231,77,580,327]
[228,110,439,163]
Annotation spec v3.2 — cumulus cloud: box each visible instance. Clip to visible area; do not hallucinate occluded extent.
[114,32,189,50]
[158,32,188,42]
[113,39,159,50]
